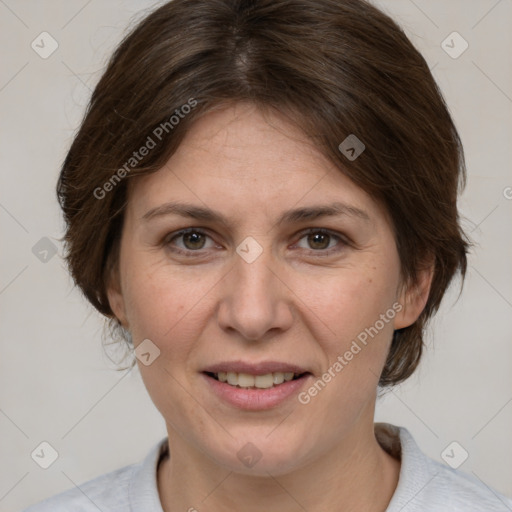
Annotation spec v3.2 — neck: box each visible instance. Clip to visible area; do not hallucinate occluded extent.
[157,421,400,512]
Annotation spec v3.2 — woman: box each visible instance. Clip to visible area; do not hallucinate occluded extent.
[22,0,512,510]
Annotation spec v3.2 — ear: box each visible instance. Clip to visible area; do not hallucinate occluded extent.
[394,261,435,330]
[106,267,129,329]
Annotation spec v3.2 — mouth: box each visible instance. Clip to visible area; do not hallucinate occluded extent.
[201,366,313,410]
[203,371,310,389]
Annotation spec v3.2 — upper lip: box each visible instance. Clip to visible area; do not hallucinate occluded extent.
[202,360,311,375]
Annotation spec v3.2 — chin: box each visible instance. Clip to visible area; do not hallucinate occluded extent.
[204,432,313,477]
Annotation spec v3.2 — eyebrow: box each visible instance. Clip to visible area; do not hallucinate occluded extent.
[141,200,370,226]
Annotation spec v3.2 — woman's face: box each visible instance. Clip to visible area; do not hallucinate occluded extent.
[108,102,430,475]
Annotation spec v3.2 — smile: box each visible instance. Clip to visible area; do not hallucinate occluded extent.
[206,371,306,389]
[202,371,312,410]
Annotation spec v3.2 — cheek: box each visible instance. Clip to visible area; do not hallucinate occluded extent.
[121,257,220,343]
[294,263,399,339]
[295,271,398,409]
[295,264,399,394]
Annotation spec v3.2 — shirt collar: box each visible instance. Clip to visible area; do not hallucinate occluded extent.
[376,422,440,511]
[129,436,168,512]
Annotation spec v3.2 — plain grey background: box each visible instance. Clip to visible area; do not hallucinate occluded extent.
[1,1,511,510]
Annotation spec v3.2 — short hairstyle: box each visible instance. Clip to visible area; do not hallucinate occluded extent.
[57,0,471,386]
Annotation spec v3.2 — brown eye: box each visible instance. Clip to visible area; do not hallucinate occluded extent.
[165,228,216,256]
[295,229,346,256]
[307,232,331,250]
[181,231,207,250]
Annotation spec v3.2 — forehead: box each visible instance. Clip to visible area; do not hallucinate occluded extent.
[126,103,388,229]
[164,102,331,181]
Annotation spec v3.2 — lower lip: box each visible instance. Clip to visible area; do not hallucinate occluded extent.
[202,373,312,410]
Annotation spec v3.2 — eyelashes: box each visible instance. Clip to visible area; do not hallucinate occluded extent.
[163,227,349,258]
[292,228,346,255]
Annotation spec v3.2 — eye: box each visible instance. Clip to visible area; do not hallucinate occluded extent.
[164,227,348,258]
[164,228,216,256]
[294,229,347,256]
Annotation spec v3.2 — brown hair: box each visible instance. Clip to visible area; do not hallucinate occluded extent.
[57,0,471,386]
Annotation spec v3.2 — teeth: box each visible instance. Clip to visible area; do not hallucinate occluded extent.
[214,371,302,389]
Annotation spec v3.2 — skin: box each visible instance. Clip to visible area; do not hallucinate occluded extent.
[107,102,433,512]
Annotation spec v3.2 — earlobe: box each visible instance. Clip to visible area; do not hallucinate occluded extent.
[106,277,129,329]
[394,263,434,330]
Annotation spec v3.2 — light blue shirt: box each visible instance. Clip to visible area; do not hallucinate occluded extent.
[20,423,512,511]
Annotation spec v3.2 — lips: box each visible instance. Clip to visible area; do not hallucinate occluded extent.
[200,360,313,408]
[201,369,313,410]
[202,361,311,388]
[202,360,311,375]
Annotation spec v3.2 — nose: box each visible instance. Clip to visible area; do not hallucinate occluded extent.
[216,243,295,341]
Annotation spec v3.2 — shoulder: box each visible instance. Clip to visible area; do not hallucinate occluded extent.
[415,453,512,510]
[20,437,168,512]
[20,463,136,512]
[376,423,512,512]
